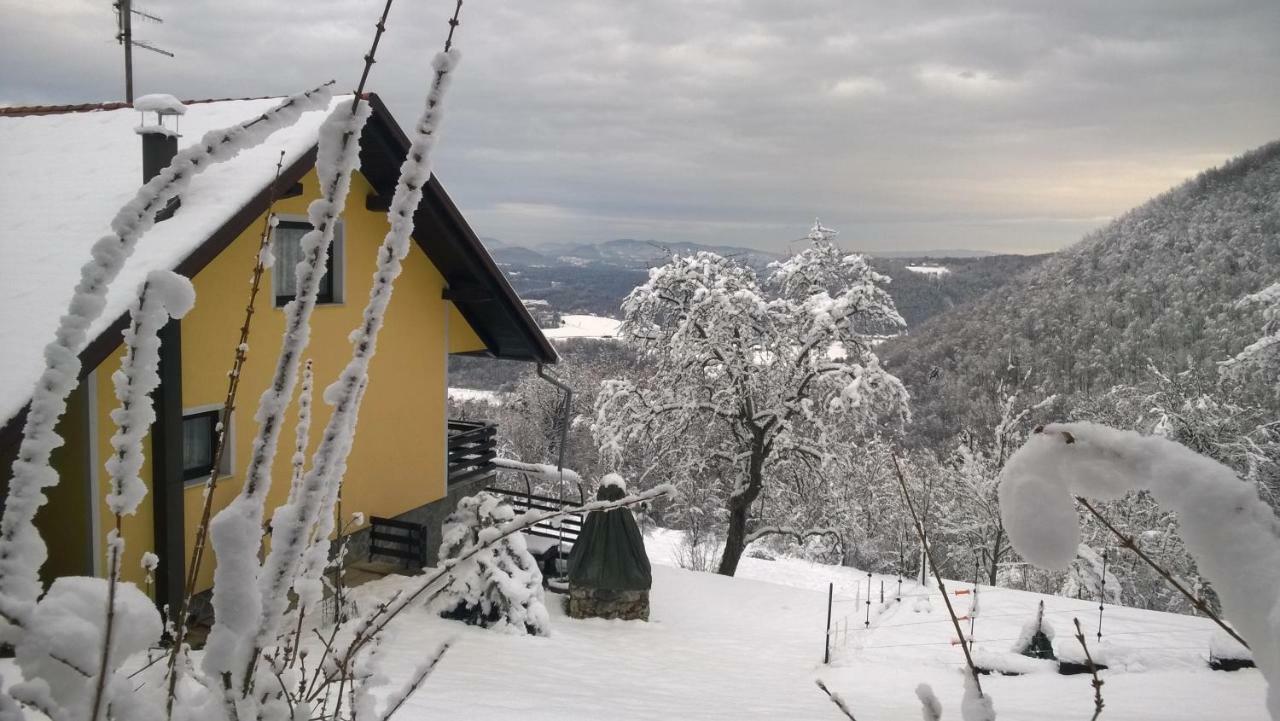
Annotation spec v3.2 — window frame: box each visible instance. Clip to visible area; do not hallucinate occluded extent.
[181,408,224,482]
[271,216,344,308]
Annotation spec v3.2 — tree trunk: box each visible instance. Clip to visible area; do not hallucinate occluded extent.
[717,496,750,576]
[988,527,1004,587]
[716,432,766,576]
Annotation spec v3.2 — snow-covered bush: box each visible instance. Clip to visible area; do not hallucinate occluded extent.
[437,492,550,635]
[1011,601,1055,660]
[1000,422,1280,719]
[1060,544,1122,604]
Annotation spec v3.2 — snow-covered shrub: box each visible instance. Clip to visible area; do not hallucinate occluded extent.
[674,530,724,573]
[1060,544,1122,604]
[437,492,549,635]
[1011,601,1055,660]
[1000,422,1280,718]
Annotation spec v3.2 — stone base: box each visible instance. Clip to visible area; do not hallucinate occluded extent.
[567,585,650,621]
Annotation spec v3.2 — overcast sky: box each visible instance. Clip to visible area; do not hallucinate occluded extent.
[3,1,1278,254]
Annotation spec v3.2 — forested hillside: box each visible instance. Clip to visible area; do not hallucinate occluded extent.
[881,141,1280,442]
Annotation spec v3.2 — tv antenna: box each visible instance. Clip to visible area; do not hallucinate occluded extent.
[115,0,174,103]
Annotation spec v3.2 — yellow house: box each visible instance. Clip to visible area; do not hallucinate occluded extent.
[0,94,555,611]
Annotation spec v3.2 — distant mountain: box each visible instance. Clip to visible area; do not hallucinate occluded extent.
[880,140,1280,442]
[533,238,783,270]
[861,248,998,258]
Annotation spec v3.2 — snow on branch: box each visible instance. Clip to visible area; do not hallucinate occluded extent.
[493,457,583,485]
[999,422,1280,718]
[202,95,372,698]
[745,526,844,559]
[0,83,333,631]
[105,272,195,516]
[255,49,462,664]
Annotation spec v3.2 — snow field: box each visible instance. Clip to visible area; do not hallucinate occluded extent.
[329,528,1268,720]
[540,314,622,340]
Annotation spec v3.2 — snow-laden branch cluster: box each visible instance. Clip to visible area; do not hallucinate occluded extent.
[201,97,374,698]
[105,272,196,517]
[1222,281,1280,384]
[999,422,1280,718]
[258,47,460,657]
[0,84,332,634]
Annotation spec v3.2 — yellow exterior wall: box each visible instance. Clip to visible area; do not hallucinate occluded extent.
[66,166,490,593]
[38,383,93,581]
[92,352,156,590]
[449,306,488,354]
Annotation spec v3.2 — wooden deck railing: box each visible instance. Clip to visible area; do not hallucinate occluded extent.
[446,419,497,486]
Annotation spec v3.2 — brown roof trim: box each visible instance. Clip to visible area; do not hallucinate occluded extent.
[363,93,557,364]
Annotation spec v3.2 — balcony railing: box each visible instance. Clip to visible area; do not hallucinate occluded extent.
[446,419,497,486]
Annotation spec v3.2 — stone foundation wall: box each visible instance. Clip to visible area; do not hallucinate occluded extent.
[567,585,650,621]
[344,473,493,569]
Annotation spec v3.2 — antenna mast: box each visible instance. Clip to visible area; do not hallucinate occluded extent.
[114,0,173,103]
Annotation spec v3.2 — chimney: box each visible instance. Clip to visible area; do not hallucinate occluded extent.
[134,93,188,221]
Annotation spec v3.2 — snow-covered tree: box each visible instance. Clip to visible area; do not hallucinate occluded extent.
[1222,280,1280,390]
[436,492,549,635]
[594,238,909,575]
[936,380,1055,585]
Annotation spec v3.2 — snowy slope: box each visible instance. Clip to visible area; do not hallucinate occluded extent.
[335,530,1266,720]
[905,265,951,276]
[0,95,346,426]
[540,314,622,340]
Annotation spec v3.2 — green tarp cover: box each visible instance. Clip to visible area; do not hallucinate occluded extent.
[567,484,652,591]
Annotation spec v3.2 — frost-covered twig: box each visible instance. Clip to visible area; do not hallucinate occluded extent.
[203,74,375,706]
[93,271,194,721]
[1000,422,1280,719]
[0,82,332,632]
[377,641,452,720]
[815,679,857,720]
[1072,618,1105,721]
[165,150,289,698]
[891,452,986,700]
[1075,495,1247,649]
[916,683,942,721]
[254,42,462,680]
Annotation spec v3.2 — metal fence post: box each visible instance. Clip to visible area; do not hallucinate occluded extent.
[824,582,834,664]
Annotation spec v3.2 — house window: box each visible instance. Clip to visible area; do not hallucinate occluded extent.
[181,409,224,482]
[273,218,343,307]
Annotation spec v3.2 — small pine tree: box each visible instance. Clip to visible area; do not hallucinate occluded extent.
[437,492,550,635]
[1014,600,1056,660]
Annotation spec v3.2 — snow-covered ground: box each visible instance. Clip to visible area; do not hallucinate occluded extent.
[906,265,951,276]
[447,387,506,405]
[342,529,1266,720]
[540,314,622,340]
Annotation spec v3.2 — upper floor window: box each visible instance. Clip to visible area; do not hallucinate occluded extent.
[182,409,229,482]
[273,218,343,307]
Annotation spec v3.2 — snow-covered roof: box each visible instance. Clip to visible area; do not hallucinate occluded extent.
[0,95,345,426]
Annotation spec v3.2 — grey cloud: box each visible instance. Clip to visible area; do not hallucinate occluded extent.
[2,0,1277,253]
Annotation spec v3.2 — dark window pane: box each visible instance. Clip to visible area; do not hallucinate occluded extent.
[182,412,215,480]
[274,220,335,305]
